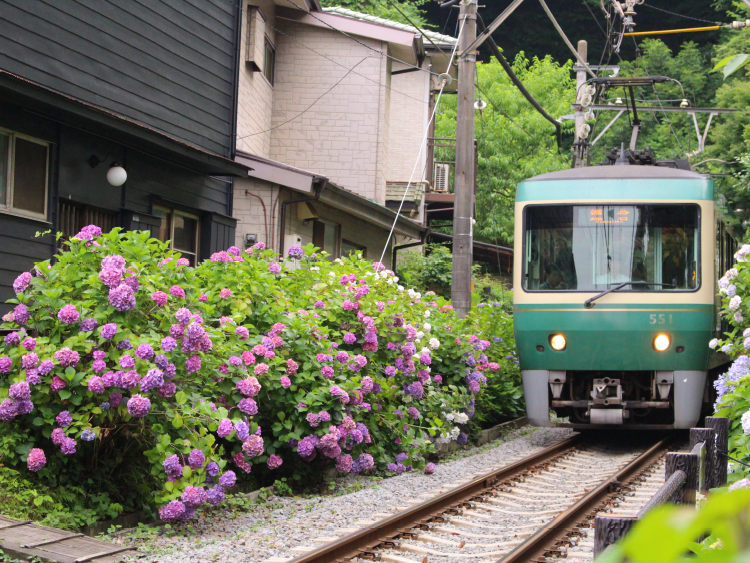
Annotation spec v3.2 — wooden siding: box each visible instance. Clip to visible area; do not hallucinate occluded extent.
[0,0,237,156]
[0,216,55,307]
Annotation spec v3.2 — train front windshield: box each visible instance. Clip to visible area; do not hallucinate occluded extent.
[524,204,699,291]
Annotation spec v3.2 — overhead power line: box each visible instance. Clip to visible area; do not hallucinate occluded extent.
[383,0,451,59]
[537,0,596,78]
[640,3,721,25]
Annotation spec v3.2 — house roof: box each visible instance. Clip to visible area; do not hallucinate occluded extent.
[321,7,458,46]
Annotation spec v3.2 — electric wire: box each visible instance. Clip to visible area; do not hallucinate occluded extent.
[378,14,467,267]
[235,56,370,140]
[640,3,721,25]
[384,0,451,59]
[693,159,739,167]
[537,0,597,77]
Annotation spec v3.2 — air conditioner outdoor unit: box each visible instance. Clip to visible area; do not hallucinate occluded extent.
[433,164,451,193]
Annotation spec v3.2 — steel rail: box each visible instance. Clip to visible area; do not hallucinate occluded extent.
[287,435,582,563]
[499,437,670,563]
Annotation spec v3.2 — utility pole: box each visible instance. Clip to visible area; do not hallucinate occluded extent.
[573,40,588,168]
[451,0,477,318]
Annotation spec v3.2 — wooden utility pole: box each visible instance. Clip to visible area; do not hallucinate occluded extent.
[451,0,477,318]
[573,40,588,167]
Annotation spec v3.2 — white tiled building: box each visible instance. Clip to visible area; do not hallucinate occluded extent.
[231,0,457,266]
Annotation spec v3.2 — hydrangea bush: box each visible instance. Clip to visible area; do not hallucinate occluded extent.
[0,227,513,521]
[710,243,750,485]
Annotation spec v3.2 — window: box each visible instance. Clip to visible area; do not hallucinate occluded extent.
[0,129,49,220]
[341,239,367,259]
[58,201,117,245]
[153,205,200,265]
[523,204,699,291]
[263,38,275,85]
[312,219,339,259]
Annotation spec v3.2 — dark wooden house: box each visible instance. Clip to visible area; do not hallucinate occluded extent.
[0,0,249,306]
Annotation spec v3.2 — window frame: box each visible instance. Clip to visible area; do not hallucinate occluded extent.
[312,218,341,259]
[0,127,50,222]
[153,204,201,265]
[263,36,275,86]
[521,202,702,294]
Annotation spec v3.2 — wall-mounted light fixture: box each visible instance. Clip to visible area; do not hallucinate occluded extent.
[89,153,127,186]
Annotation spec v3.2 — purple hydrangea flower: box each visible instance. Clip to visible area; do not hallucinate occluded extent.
[140,368,164,393]
[217,419,233,438]
[109,392,123,408]
[88,376,106,394]
[242,435,264,458]
[58,304,80,324]
[188,449,205,469]
[287,245,304,259]
[80,318,98,333]
[267,454,283,470]
[158,500,186,522]
[424,462,436,474]
[206,485,225,505]
[27,448,46,472]
[9,382,30,401]
[161,337,177,352]
[235,326,249,340]
[4,332,20,347]
[151,291,169,306]
[163,455,183,479]
[117,338,132,350]
[186,355,201,374]
[235,421,250,441]
[127,394,151,418]
[238,398,258,415]
[101,323,117,340]
[219,470,237,488]
[135,344,155,360]
[56,410,73,428]
[14,304,30,325]
[60,437,76,455]
[13,272,32,294]
[181,486,207,508]
[22,337,36,351]
[81,429,96,442]
[108,284,136,311]
[170,285,186,299]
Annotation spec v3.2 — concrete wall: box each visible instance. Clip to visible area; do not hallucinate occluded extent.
[270,20,391,204]
[233,176,280,250]
[386,60,431,183]
[237,0,277,158]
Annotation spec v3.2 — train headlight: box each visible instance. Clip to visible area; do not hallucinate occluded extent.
[549,334,567,351]
[653,334,671,351]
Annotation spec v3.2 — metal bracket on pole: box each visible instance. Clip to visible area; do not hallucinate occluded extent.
[689,111,718,154]
[590,109,625,147]
[460,0,525,56]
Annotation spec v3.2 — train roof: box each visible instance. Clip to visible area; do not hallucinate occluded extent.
[524,165,707,182]
[517,165,714,203]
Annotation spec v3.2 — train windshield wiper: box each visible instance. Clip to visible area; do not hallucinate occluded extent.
[584,281,675,308]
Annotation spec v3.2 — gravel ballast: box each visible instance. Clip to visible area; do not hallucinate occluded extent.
[122,426,573,563]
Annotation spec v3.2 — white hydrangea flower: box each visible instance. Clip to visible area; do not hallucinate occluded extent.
[310,267,320,271]
[424,310,431,318]
[709,338,719,349]
[742,410,750,434]
[423,323,431,332]
[403,395,413,403]
[416,331,425,339]
[334,258,343,264]
[727,268,739,280]
[730,295,742,311]
[735,312,744,323]
[393,276,399,283]
[386,278,394,285]
[415,292,422,300]
[421,347,431,355]
[719,277,730,289]
[328,271,336,277]
[744,328,750,338]
[455,413,469,424]
[729,478,750,491]
[407,288,417,298]
[397,285,404,292]
[429,338,440,349]
[720,288,728,295]
[735,244,750,262]
[445,412,455,422]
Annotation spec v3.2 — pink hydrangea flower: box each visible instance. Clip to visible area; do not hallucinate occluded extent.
[254,363,269,376]
[286,359,298,375]
[268,263,282,274]
[151,291,168,306]
[280,376,291,388]
[27,448,46,472]
[169,285,185,299]
[220,288,232,299]
[58,305,80,324]
[242,351,256,365]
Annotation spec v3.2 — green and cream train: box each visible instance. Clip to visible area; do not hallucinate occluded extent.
[513,163,734,428]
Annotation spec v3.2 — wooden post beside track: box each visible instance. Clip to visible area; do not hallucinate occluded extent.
[665,451,699,505]
[690,428,715,493]
[705,416,730,488]
[594,515,637,557]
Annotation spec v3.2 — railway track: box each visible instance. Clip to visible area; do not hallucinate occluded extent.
[281,434,671,563]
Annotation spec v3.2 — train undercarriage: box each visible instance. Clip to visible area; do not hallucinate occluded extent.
[522,369,709,429]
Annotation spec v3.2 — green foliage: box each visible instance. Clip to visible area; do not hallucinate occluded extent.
[598,489,750,563]
[395,244,455,297]
[435,54,575,245]
[712,253,750,482]
[318,0,430,28]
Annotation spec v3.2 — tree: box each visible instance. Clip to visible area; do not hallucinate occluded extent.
[435,53,575,246]
[319,0,431,28]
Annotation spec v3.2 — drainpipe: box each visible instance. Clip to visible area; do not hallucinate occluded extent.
[392,229,430,271]
[278,178,327,257]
